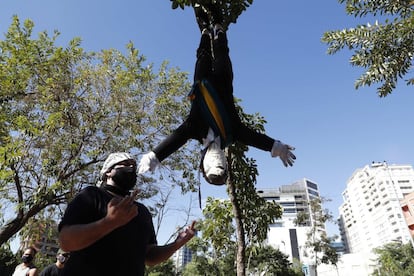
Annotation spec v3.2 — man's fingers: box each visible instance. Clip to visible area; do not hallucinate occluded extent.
[130,189,139,200]
[109,197,121,206]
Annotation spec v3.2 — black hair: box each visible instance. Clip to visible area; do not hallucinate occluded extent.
[24,246,37,256]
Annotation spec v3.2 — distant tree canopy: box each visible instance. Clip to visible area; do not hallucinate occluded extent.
[372,241,414,276]
[0,15,199,246]
[322,0,414,97]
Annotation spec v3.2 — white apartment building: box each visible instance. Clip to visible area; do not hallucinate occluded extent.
[172,244,193,272]
[258,178,323,275]
[338,162,414,255]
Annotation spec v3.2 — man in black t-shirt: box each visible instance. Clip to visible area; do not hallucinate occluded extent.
[40,250,69,276]
[58,152,196,276]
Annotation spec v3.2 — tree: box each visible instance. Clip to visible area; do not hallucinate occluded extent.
[197,160,283,275]
[181,254,224,276]
[226,109,283,276]
[246,245,301,276]
[322,0,414,96]
[372,241,414,276]
[145,259,176,276]
[0,16,198,246]
[0,243,18,276]
[295,198,338,276]
[169,0,254,29]
[188,108,283,276]
[184,229,301,276]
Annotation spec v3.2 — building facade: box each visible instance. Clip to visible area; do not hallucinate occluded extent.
[400,191,414,238]
[258,178,323,275]
[173,244,193,272]
[338,162,414,254]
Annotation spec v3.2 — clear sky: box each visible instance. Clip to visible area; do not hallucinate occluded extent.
[2,0,414,244]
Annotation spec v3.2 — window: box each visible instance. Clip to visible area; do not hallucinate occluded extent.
[306,181,318,190]
[280,202,295,207]
[308,189,319,197]
[283,208,296,213]
[266,196,280,200]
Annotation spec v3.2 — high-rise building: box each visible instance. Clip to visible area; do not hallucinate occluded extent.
[338,162,414,255]
[19,220,59,257]
[258,178,323,268]
[172,243,193,272]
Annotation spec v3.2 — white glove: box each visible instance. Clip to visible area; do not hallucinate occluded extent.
[138,151,160,174]
[271,140,296,167]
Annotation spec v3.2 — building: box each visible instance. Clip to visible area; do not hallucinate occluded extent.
[338,162,414,255]
[401,191,414,237]
[258,178,324,275]
[317,252,376,276]
[172,244,193,272]
[19,219,59,257]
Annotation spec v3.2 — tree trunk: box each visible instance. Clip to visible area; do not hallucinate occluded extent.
[0,217,25,246]
[227,149,246,276]
[0,203,46,246]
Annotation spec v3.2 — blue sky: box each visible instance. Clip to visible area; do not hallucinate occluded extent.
[2,0,414,244]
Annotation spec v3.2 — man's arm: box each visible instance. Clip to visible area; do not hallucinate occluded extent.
[59,194,138,252]
[28,267,38,276]
[145,221,196,266]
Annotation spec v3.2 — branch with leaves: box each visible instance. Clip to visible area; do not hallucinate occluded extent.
[322,0,414,96]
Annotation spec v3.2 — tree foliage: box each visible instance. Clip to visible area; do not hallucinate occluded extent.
[247,245,301,276]
[184,238,301,276]
[322,0,414,96]
[181,254,225,276]
[0,243,18,276]
[145,259,176,276]
[0,16,198,246]
[296,198,338,275]
[200,197,235,256]
[226,108,283,276]
[169,0,254,29]
[191,119,284,274]
[372,241,414,276]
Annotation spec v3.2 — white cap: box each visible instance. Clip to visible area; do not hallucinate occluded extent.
[100,152,134,180]
[201,141,227,185]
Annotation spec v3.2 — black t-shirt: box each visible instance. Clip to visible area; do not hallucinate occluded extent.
[58,186,157,276]
[40,264,61,276]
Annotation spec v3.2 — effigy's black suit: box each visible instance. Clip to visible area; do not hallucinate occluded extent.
[153,31,275,162]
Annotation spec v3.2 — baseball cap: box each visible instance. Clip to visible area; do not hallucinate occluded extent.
[201,141,227,185]
[100,152,134,180]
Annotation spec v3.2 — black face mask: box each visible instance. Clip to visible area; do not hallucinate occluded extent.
[57,255,68,264]
[112,166,137,192]
[22,255,33,264]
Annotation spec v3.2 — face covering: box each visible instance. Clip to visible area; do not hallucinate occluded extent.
[22,255,33,264]
[112,166,137,192]
[57,255,67,264]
